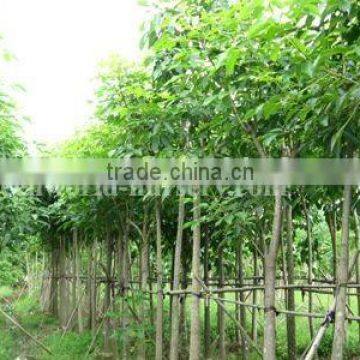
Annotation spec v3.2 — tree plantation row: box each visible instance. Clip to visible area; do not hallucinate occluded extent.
[0,0,360,359]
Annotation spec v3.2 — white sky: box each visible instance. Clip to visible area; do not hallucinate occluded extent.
[0,0,148,148]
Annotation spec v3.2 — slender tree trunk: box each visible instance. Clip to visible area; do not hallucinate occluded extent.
[119,217,129,360]
[41,253,51,312]
[251,244,258,344]
[50,240,59,317]
[148,256,155,326]
[189,187,201,360]
[72,232,77,331]
[59,235,69,329]
[170,244,175,320]
[263,186,282,360]
[354,209,360,342]
[104,233,117,358]
[218,246,226,360]
[26,253,31,295]
[139,204,149,359]
[331,185,351,359]
[236,236,247,359]
[304,203,314,339]
[170,195,185,360]
[280,230,288,290]
[286,203,296,359]
[71,229,82,332]
[180,235,189,354]
[155,198,163,360]
[89,239,97,335]
[203,222,211,360]
[305,248,358,360]
[326,210,337,282]
[75,232,83,332]
[235,242,241,346]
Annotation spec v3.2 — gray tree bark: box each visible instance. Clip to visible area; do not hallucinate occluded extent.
[88,238,97,336]
[139,204,149,359]
[251,245,258,344]
[286,203,296,359]
[354,209,360,342]
[331,185,351,359]
[304,203,314,339]
[170,195,185,360]
[155,198,163,360]
[189,187,201,360]
[236,236,247,359]
[104,233,118,358]
[50,240,59,317]
[59,235,69,329]
[218,246,226,360]
[326,210,337,282]
[204,222,211,360]
[263,186,282,360]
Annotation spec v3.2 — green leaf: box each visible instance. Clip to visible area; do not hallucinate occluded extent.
[215,48,241,75]
[330,116,352,152]
[263,100,281,119]
[225,48,241,76]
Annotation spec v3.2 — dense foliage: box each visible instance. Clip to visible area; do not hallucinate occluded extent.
[0,1,359,359]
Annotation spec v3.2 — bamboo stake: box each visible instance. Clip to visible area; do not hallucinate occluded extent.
[303,246,360,360]
[195,276,263,357]
[0,304,53,355]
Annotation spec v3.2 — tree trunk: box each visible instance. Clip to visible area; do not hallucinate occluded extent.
[354,209,360,342]
[170,194,185,360]
[139,204,149,359]
[59,235,69,329]
[236,236,247,359]
[251,243,258,344]
[286,203,296,359]
[326,210,337,282]
[71,229,83,333]
[304,203,314,339]
[331,185,351,359]
[119,217,129,360]
[218,246,226,360]
[204,222,211,360]
[103,233,111,351]
[189,187,201,360]
[50,240,59,317]
[40,253,51,312]
[104,233,117,358]
[71,232,77,331]
[155,198,163,360]
[88,239,97,335]
[263,186,282,360]
[180,234,189,354]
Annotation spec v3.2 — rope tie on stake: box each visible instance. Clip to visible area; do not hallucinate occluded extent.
[191,291,202,298]
[264,305,279,316]
[321,310,335,325]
